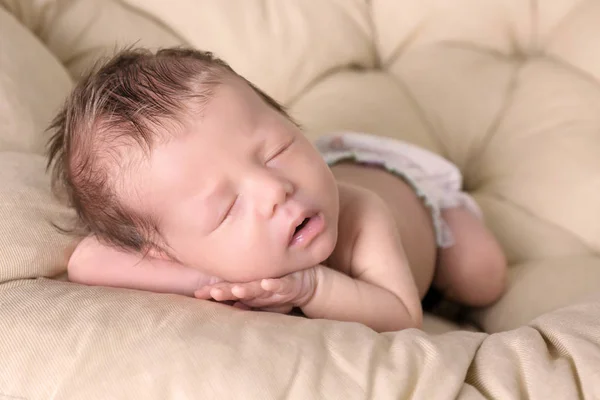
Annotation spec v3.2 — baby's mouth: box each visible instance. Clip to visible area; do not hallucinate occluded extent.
[293,217,310,236]
[288,213,325,248]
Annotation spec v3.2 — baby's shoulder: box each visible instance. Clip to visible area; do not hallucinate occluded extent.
[337,182,390,221]
[328,183,392,272]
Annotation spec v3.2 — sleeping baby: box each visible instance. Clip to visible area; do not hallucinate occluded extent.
[46,47,506,332]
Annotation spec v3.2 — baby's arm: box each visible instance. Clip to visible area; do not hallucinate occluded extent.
[194,188,423,332]
[301,191,423,332]
[68,235,220,297]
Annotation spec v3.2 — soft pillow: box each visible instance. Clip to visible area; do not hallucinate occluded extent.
[0,7,75,282]
[1,0,184,81]
[0,7,72,154]
[372,0,600,331]
[4,0,600,334]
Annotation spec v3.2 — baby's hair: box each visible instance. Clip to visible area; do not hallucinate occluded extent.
[46,46,291,256]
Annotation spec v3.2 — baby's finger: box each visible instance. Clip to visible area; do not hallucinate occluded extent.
[210,288,237,301]
[237,290,277,304]
[231,281,265,299]
[208,283,238,301]
[239,293,286,309]
[262,278,295,295]
[194,286,212,299]
[261,278,283,293]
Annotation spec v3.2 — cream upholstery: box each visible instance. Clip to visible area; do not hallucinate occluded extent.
[1,0,599,398]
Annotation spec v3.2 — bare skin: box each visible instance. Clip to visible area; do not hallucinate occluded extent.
[330,163,507,307]
[329,163,437,299]
[66,77,507,333]
[68,163,506,332]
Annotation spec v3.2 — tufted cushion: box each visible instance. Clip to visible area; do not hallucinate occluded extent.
[97,0,600,332]
[0,5,72,154]
[0,7,75,282]
[1,0,599,398]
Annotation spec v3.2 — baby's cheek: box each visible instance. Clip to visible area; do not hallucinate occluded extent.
[247,250,285,279]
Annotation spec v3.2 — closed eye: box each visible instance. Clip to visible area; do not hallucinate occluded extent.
[266,139,294,163]
[220,195,238,224]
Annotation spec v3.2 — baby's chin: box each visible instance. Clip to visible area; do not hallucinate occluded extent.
[221,229,338,281]
[294,228,338,270]
[260,246,334,279]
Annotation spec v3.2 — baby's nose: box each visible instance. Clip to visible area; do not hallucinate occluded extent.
[254,175,293,218]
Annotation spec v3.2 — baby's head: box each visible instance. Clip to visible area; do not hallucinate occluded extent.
[47,47,339,282]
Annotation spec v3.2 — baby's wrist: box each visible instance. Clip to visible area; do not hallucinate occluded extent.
[297,265,326,311]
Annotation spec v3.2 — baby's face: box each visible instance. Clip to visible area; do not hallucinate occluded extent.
[133,79,339,282]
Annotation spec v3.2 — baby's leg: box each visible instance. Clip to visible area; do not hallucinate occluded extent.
[433,207,507,307]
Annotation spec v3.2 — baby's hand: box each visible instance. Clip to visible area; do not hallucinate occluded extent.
[194,267,318,314]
